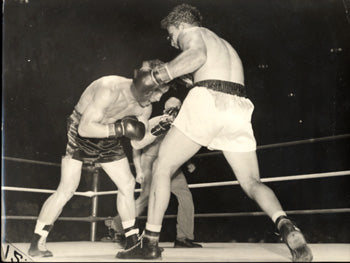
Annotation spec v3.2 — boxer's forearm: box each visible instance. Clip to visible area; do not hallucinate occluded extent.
[132,149,143,175]
[78,121,110,138]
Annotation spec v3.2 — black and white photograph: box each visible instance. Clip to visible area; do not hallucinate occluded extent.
[2,0,350,262]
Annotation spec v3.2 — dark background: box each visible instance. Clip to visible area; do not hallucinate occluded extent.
[2,0,350,243]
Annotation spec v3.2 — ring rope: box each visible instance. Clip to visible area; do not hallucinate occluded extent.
[1,187,142,197]
[3,208,350,222]
[187,170,350,189]
[3,170,349,196]
[2,156,61,167]
[2,156,98,170]
[2,134,349,166]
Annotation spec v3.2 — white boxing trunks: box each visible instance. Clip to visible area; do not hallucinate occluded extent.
[173,85,257,152]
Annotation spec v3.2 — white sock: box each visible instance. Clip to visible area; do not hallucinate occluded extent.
[125,228,139,237]
[145,222,162,233]
[34,220,50,238]
[271,211,287,223]
[122,219,135,229]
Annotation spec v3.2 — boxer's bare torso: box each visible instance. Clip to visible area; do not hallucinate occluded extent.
[75,76,152,138]
[167,25,244,85]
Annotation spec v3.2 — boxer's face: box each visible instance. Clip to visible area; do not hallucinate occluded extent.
[140,85,170,107]
[150,85,170,102]
[166,25,182,49]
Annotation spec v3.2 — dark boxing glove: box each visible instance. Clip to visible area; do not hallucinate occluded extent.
[151,119,172,136]
[109,116,145,141]
[133,69,158,96]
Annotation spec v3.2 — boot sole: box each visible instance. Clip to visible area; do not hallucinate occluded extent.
[28,250,53,257]
[286,231,313,262]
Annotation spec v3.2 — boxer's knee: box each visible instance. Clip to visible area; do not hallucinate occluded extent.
[55,186,76,204]
[118,176,136,197]
[239,177,263,199]
[154,159,177,178]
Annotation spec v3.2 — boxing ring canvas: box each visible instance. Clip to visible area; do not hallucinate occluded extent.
[2,0,350,262]
[3,242,350,262]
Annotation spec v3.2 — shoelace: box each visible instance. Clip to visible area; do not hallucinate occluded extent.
[38,236,48,251]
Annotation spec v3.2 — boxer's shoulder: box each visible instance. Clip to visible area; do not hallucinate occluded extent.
[93,75,132,90]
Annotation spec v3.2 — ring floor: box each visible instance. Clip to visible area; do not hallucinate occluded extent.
[3,241,350,262]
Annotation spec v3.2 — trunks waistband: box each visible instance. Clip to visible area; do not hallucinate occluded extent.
[194,80,247,97]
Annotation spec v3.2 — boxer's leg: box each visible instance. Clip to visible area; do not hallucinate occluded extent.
[223,151,283,217]
[223,150,312,262]
[117,127,201,259]
[105,153,157,243]
[29,156,83,257]
[101,158,138,250]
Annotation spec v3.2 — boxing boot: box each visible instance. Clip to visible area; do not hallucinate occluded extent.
[277,216,313,262]
[28,233,53,257]
[116,234,162,259]
[124,233,139,250]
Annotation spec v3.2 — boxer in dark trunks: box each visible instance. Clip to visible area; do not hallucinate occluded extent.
[28,60,171,257]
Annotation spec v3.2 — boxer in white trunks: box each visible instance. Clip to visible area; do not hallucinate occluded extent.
[118,4,313,262]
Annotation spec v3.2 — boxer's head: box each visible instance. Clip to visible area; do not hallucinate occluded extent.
[161,4,202,29]
[161,4,203,49]
[132,60,170,107]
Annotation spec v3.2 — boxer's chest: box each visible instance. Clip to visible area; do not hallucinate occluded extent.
[102,97,144,123]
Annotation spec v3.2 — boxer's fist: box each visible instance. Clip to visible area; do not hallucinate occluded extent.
[164,107,180,120]
[114,116,145,140]
[136,172,146,184]
[151,119,172,136]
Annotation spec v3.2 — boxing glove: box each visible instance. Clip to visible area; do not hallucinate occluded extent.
[151,119,172,136]
[164,107,180,119]
[111,116,145,140]
[152,64,173,85]
[133,69,158,95]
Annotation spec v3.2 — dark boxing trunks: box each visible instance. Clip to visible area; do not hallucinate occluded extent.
[194,80,247,97]
[65,109,126,163]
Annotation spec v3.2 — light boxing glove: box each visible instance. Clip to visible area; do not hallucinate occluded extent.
[152,64,173,85]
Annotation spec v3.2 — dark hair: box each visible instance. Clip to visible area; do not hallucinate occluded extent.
[161,3,203,29]
[140,59,164,70]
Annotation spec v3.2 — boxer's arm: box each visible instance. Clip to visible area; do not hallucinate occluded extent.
[166,29,207,79]
[132,148,145,184]
[78,87,116,138]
